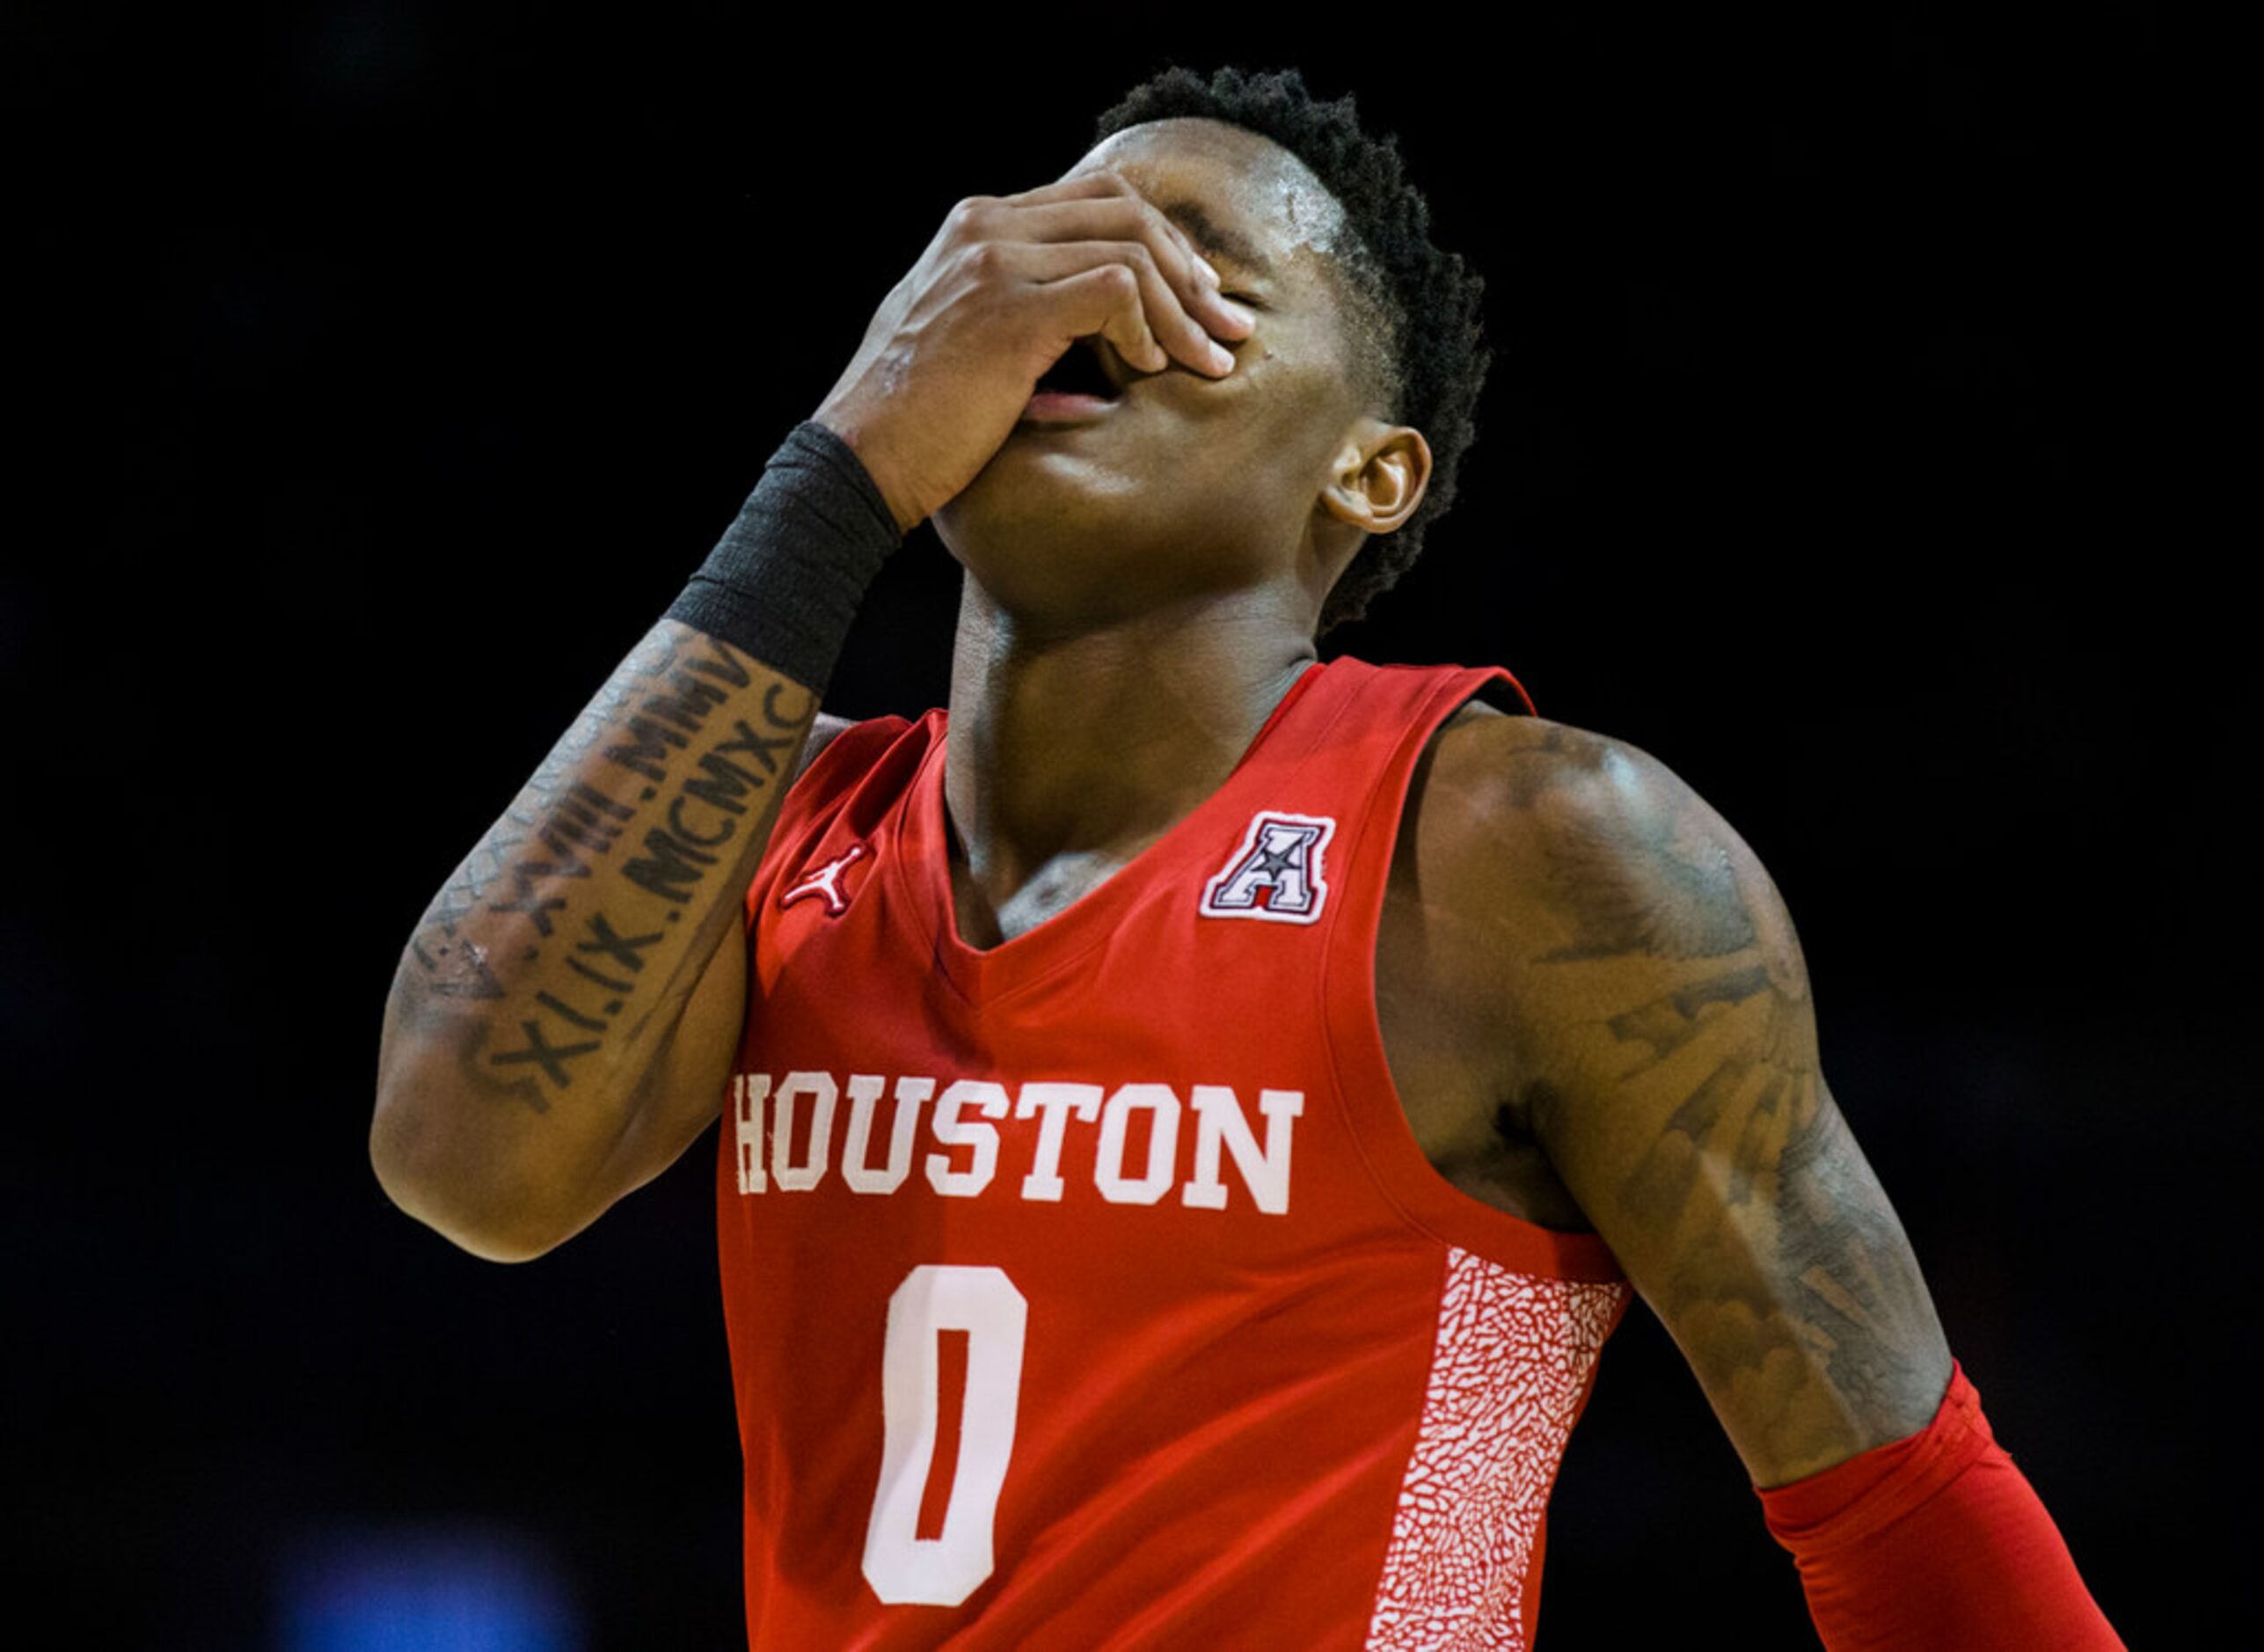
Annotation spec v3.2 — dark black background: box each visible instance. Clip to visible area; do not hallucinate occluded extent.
[6,7,2238,1646]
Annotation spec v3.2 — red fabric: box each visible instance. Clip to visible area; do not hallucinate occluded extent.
[715,656,1632,1648]
[1756,1362,2122,1649]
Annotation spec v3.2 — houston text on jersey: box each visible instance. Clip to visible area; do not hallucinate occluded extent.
[731,1071,1304,1213]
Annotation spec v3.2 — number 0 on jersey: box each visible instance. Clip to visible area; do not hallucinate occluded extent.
[863,1265,1030,1606]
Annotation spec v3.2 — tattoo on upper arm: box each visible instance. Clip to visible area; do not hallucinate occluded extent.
[394,625,814,1113]
[1533,808,1759,964]
[1519,744,1944,1469]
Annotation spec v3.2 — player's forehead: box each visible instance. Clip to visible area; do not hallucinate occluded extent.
[1066,118,1354,284]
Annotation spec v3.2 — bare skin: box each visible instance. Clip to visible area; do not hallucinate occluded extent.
[371,129,1251,1261]
[369,622,824,1261]
[376,113,1952,1493]
[910,120,1951,1488]
[927,682,1951,1488]
[1373,702,1951,1484]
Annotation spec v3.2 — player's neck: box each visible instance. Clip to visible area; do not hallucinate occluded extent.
[944,575,1318,894]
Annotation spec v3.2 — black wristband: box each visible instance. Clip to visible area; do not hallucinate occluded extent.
[664,420,903,693]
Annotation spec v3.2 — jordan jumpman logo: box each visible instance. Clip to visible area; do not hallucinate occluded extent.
[779,844,868,917]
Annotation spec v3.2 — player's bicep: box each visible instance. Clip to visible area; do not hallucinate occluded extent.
[1511,739,1950,1485]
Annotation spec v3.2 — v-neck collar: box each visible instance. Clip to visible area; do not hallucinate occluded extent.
[892,660,1334,1005]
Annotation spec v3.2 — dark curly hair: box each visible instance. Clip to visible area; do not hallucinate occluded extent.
[1092,64,1491,633]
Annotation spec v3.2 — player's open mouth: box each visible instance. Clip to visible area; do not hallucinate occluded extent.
[1021,338,1122,424]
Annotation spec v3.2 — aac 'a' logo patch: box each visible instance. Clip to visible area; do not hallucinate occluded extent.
[1200,811,1336,924]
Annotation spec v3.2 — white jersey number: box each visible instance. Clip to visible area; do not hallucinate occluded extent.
[861,1264,1029,1606]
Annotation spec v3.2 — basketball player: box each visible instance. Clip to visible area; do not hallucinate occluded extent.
[371,66,2122,1648]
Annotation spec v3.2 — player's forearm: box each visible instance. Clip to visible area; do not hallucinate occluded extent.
[371,621,814,1256]
[371,421,902,1259]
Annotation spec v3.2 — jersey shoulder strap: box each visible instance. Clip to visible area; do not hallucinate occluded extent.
[744,710,932,930]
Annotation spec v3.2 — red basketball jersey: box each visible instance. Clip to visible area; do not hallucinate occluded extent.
[718,654,1632,1649]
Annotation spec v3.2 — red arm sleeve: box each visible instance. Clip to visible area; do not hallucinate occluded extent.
[1753,1361,2123,1649]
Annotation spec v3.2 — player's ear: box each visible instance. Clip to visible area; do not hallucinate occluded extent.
[1318,420,1430,537]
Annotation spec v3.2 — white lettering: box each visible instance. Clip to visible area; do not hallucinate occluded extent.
[926,1080,1011,1197]
[1014,1083,1103,1202]
[734,1072,770,1195]
[730,1070,1301,1215]
[1094,1084,1181,1205]
[771,1071,839,1192]
[1181,1086,1304,1214]
[843,1075,936,1195]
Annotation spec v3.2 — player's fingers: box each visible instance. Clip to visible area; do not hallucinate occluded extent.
[1008,172,1220,285]
[994,169,1134,209]
[1011,240,1234,376]
[1070,170,1224,296]
[996,196,1253,344]
[1028,262,1169,376]
[948,179,1157,285]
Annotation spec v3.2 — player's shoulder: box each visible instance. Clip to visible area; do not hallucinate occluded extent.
[1412,700,1798,985]
[1419,699,1711,848]
[792,706,931,786]
[795,710,860,780]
